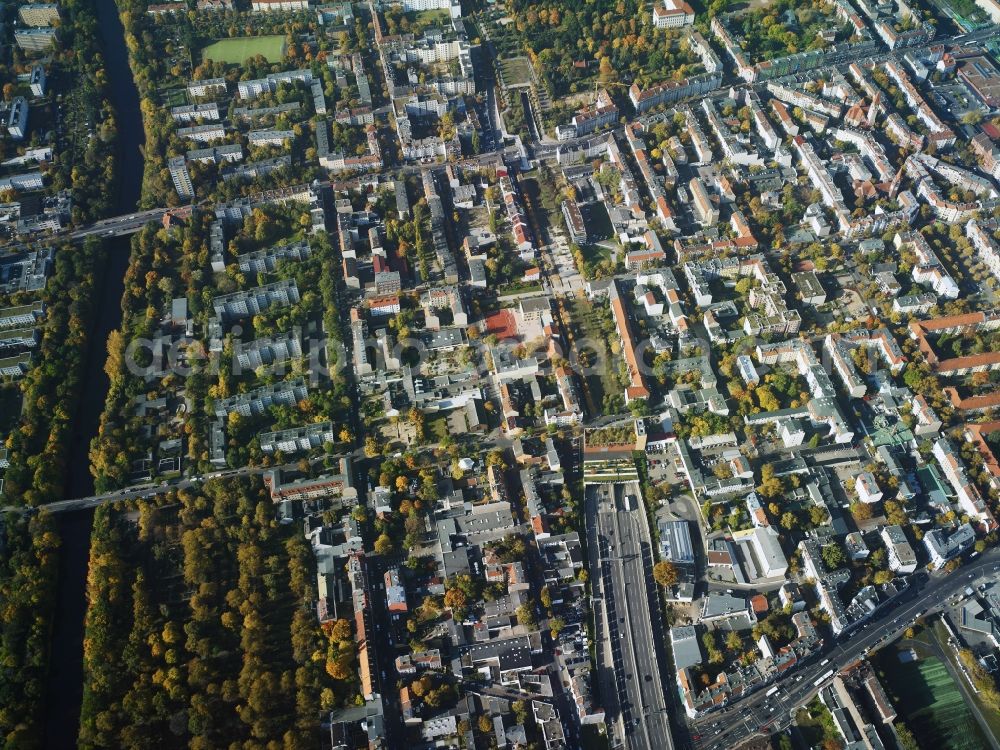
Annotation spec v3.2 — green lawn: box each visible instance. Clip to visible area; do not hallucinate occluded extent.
[582,202,613,242]
[412,8,450,26]
[201,36,287,65]
[427,414,450,442]
[159,87,187,107]
[580,243,612,265]
[499,57,533,87]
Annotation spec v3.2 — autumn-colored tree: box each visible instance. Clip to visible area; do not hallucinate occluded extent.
[725,630,742,652]
[374,533,393,555]
[652,561,679,588]
[851,502,874,521]
[443,588,467,612]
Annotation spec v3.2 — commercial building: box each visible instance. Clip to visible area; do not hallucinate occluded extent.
[658,520,695,568]
[734,526,789,578]
[957,54,1000,109]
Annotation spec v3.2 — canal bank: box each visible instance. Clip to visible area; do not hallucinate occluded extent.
[42,0,145,745]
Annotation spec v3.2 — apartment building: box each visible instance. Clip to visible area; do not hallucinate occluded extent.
[259,422,336,453]
[168,157,194,201]
[0,302,44,330]
[236,239,311,274]
[187,78,227,98]
[213,378,309,418]
[212,279,300,321]
[263,459,356,502]
[14,28,57,52]
[235,330,302,369]
[18,3,60,26]
[880,525,917,574]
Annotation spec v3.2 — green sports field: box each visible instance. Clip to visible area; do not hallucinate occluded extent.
[200,36,287,64]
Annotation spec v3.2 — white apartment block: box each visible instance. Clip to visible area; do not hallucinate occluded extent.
[0,301,44,329]
[213,378,308,417]
[896,231,960,299]
[4,97,29,140]
[187,77,227,98]
[252,0,308,11]
[259,422,336,453]
[402,0,461,16]
[235,331,302,369]
[178,123,226,143]
[170,102,221,123]
[212,279,300,321]
[248,129,294,147]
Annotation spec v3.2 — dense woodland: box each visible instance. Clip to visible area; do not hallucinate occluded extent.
[505,0,709,98]
[77,478,347,749]
[0,512,61,748]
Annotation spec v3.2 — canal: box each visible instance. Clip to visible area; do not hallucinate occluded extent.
[42,0,144,745]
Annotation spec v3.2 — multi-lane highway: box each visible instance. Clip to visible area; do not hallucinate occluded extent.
[692,550,1000,750]
[592,482,673,750]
